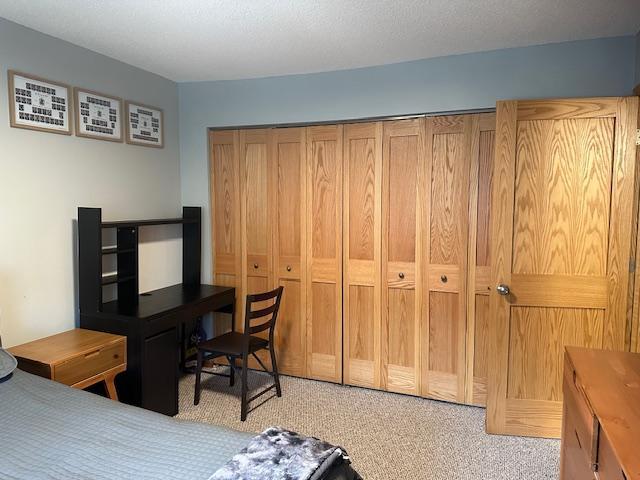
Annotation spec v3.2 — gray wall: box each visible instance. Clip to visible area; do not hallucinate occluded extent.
[0,19,181,346]
[179,36,637,283]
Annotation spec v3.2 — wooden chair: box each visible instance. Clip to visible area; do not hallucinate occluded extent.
[194,286,283,421]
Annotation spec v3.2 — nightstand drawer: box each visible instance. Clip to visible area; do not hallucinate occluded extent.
[54,340,125,386]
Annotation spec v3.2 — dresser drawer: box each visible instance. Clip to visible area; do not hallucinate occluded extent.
[597,431,626,480]
[563,359,599,470]
[54,340,125,386]
[561,401,597,480]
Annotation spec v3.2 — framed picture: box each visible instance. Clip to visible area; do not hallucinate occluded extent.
[74,88,123,142]
[7,70,71,135]
[125,101,164,148]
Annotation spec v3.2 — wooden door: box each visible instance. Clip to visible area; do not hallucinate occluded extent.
[381,118,424,395]
[487,97,638,437]
[465,113,496,406]
[306,125,343,383]
[238,129,272,368]
[271,127,307,377]
[343,122,383,389]
[421,115,474,403]
[210,130,242,323]
[240,129,272,323]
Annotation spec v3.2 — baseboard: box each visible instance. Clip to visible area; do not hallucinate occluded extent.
[634,83,640,96]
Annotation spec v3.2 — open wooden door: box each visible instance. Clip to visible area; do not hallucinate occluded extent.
[487,97,638,437]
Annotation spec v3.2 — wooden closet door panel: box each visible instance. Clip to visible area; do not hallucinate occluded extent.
[421,115,473,403]
[343,122,382,389]
[382,119,424,395]
[238,129,273,370]
[306,125,343,383]
[487,97,638,438]
[465,113,496,406]
[210,130,242,320]
[272,127,307,377]
[240,128,272,323]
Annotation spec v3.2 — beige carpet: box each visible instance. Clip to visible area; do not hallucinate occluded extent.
[176,370,560,479]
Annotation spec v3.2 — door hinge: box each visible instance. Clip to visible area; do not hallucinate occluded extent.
[630,258,636,273]
[636,129,640,145]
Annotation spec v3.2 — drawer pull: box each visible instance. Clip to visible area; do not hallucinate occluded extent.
[286,265,292,272]
[440,275,448,283]
[398,272,405,279]
[84,350,100,359]
[253,263,259,269]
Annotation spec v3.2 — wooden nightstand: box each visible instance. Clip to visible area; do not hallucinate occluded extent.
[9,328,126,400]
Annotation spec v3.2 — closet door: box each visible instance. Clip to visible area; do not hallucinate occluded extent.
[239,129,273,368]
[381,119,424,395]
[271,127,307,377]
[465,113,496,406]
[240,128,272,320]
[210,130,242,318]
[421,115,474,403]
[306,125,343,383]
[487,97,638,437]
[343,122,383,389]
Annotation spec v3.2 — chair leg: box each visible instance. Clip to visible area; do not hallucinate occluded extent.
[240,354,249,421]
[194,349,203,405]
[269,345,282,397]
[227,356,235,387]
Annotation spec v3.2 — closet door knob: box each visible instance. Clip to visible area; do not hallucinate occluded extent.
[286,265,292,272]
[398,272,405,279]
[253,263,259,269]
[496,284,510,296]
[440,275,448,283]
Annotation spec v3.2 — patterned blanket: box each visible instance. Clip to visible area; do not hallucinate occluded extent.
[209,427,354,480]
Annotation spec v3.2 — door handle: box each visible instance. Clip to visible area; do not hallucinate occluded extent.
[496,284,510,296]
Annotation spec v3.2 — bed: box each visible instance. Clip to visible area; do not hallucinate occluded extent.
[0,367,359,480]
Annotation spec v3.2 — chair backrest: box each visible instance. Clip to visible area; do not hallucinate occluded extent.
[243,286,284,343]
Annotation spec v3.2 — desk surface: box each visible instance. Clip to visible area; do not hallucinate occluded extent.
[100,283,234,319]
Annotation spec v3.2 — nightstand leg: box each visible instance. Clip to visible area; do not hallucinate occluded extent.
[104,375,119,401]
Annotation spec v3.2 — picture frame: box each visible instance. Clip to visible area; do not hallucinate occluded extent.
[74,88,124,142]
[7,70,72,135]
[125,101,164,148]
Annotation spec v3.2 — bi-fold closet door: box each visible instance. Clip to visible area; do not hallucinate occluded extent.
[342,114,495,405]
[210,113,495,405]
[210,126,341,381]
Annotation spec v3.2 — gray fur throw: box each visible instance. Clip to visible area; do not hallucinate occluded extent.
[209,427,351,480]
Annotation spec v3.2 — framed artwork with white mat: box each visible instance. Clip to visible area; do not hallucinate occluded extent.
[7,70,71,135]
[125,101,164,148]
[74,88,123,142]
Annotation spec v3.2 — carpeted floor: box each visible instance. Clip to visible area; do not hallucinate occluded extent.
[176,370,560,480]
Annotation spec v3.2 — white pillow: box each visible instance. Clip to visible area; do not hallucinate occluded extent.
[0,348,17,380]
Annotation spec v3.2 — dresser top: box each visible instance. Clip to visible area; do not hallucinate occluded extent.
[567,347,640,479]
[8,328,124,366]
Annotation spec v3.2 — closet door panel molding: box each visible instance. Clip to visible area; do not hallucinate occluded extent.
[306,125,343,383]
[381,118,424,395]
[272,127,307,377]
[343,122,383,389]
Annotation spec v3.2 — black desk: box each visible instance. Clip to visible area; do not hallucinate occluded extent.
[81,283,235,416]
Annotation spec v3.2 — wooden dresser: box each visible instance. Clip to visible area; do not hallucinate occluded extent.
[561,347,640,480]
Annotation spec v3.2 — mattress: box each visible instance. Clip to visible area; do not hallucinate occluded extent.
[0,370,253,480]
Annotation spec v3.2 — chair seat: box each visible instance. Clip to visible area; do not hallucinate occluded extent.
[197,331,268,356]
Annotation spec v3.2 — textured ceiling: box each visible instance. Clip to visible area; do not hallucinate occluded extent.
[1,0,639,82]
